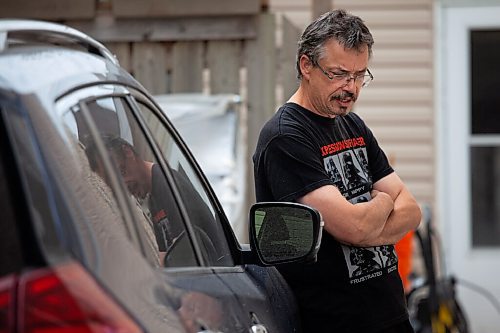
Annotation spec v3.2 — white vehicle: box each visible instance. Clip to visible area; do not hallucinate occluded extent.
[154,93,248,242]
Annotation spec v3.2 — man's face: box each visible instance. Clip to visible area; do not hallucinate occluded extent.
[113,146,150,199]
[306,39,369,117]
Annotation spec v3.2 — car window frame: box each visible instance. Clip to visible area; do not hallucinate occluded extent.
[131,98,234,267]
[54,85,191,266]
[76,86,227,268]
[125,89,242,265]
[73,90,203,267]
[55,82,242,268]
[55,86,144,249]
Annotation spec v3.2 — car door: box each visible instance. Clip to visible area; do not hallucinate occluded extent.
[0,86,189,332]
[65,85,259,333]
[130,91,301,333]
[48,86,191,333]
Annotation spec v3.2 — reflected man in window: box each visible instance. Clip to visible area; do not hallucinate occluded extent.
[86,136,184,257]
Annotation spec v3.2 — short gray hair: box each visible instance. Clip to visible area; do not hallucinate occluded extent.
[296,9,374,79]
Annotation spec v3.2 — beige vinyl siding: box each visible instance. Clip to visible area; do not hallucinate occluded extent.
[269,0,435,206]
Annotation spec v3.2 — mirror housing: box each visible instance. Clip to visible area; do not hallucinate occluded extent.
[248,202,323,266]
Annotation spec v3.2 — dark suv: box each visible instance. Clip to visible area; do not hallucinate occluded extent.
[0,20,323,333]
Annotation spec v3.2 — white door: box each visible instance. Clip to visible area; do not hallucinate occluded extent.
[441,5,500,332]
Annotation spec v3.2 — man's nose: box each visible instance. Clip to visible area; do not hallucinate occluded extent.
[342,77,357,91]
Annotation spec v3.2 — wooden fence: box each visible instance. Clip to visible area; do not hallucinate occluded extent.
[0,0,302,213]
[85,13,300,213]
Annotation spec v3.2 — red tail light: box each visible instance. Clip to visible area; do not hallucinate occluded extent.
[0,274,16,333]
[1,262,142,333]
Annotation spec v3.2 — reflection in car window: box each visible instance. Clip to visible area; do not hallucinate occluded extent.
[57,107,136,268]
[137,102,234,267]
[65,96,198,268]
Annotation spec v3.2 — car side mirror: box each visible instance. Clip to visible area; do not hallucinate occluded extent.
[249,202,323,265]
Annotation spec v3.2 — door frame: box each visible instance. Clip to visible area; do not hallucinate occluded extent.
[439,4,500,331]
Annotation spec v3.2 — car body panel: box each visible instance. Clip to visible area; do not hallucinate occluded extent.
[215,265,302,333]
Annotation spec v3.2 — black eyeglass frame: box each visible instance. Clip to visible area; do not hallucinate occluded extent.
[315,62,374,88]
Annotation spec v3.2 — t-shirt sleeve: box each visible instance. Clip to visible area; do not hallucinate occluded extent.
[263,134,333,202]
[356,115,394,183]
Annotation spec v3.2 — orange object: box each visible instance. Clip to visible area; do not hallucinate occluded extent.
[395,230,414,292]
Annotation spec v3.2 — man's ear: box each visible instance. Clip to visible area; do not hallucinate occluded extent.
[299,55,314,79]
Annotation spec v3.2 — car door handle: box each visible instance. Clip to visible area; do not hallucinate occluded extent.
[193,318,224,333]
[250,312,268,333]
[250,324,268,333]
[195,322,224,333]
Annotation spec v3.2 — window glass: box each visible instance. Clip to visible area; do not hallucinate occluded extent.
[73,96,198,267]
[55,105,135,268]
[471,30,500,134]
[137,102,234,267]
[470,147,500,246]
[470,30,500,247]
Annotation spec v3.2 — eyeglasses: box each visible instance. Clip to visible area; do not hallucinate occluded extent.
[316,63,373,88]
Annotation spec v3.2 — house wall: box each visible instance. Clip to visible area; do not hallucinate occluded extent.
[269,0,436,209]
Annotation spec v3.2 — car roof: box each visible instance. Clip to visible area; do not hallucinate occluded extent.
[0,19,139,98]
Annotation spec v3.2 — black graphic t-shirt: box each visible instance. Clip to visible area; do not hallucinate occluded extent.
[149,164,184,252]
[253,103,408,333]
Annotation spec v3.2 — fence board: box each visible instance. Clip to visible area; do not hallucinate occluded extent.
[312,0,332,18]
[281,15,301,102]
[246,13,277,205]
[271,0,312,8]
[335,0,432,8]
[207,41,241,94]
[106,42,131,72]
[114,0,260,17]
[171,42,204,93]
[67,17,256,43]
[0,0,95,20]
[278,11,311,29]
[132,42,167,95]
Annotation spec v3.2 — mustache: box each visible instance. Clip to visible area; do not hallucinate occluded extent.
[332,91,356,101]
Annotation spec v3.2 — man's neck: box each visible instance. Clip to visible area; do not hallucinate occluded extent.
[288,86,336,119]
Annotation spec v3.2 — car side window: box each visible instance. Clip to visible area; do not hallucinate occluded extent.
[136,101,234,267]
[65,95,198,268]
